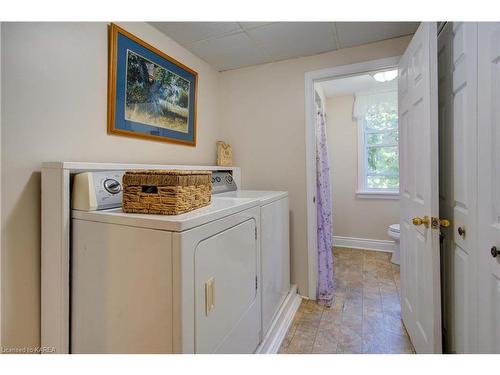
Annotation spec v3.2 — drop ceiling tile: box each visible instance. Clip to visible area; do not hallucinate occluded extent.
[150,22,242,45]
[152,22,419,71]
[246,22,337,62]
[189,32,271,71]
[335,22,419,48]
[239,22,275,30]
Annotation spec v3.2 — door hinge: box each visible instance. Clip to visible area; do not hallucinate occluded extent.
[255,276,258,290]
[255,227,257,240]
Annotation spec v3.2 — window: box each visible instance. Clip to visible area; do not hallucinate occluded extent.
[353,89,399,198]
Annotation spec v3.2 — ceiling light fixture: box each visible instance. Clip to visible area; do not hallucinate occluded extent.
[372,69,398,82]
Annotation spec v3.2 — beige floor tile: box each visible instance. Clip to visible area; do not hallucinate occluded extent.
[383,315,407,336]
[333,247,352,254]
[286,330,316,354]
[278,247,415,354]
[280,330,294,350]
[337,333,363,354]
[362,335,388,354]
[318,318,340,330]
[385,331,415,354]
[284,340,313,354]
[312,329,339,353]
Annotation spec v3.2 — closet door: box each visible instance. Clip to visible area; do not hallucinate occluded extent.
[438,22,478,354]
[477,22,500,354]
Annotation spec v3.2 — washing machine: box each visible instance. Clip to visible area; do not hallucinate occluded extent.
[214,185,290,339]
[70,171,262,354]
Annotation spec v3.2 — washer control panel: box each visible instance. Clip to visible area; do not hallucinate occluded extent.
[72,171,124,211]
[211,171,237,194]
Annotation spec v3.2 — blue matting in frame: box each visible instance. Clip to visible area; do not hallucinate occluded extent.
[113,31,197,144]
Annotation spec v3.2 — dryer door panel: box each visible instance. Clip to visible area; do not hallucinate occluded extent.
[194,218,259,353]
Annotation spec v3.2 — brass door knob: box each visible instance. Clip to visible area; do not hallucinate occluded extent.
[440,219,451,228]
[412,216,430,227]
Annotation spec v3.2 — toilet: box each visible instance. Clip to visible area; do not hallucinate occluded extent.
[387,224,400,265]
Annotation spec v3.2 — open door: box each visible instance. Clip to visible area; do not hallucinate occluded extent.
[398,22,442,353]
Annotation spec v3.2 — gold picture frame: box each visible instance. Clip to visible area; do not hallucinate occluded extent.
[108,23,198,146]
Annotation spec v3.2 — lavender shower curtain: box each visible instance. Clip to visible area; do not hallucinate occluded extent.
[315,101,334,306]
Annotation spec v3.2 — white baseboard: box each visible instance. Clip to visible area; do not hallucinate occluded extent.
[255,285,302,354]
[333,236,395,253]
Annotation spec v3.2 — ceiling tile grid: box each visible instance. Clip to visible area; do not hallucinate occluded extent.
[150,22,419,71]
[334,22,421,49]
[188,32,271,71]
[245,22,338,62]
[149,22,242,45]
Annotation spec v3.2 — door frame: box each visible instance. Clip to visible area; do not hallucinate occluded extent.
[304,56,401,299]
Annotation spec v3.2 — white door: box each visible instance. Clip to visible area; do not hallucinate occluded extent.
[438,22,478,353]
[477,22,500,354]
[398,22,442,353]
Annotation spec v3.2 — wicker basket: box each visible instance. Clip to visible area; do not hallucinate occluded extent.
[122,170,212,215]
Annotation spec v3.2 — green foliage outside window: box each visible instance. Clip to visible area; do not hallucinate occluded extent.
[363,100,399,190]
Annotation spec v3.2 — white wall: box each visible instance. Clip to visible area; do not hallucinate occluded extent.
[326,95,399,241]
[219,35,411,296]
[0,22,222,350]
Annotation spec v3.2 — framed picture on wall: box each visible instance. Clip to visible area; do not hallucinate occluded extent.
[108,23,198,146]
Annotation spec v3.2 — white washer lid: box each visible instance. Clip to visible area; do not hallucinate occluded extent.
[389,224,400,233]
[216,190,288,205]
[72,197,260,232]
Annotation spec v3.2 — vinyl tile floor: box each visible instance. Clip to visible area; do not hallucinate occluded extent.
[279,247,415,354]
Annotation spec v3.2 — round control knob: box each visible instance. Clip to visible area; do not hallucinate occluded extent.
[104,178,121,194]
[215,176,221,182]
[491,246,499,258]
[225,175,233,183]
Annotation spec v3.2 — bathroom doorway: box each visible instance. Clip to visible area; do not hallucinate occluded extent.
[314,69,401,254]
[304,57,401,300]
[285,57,415,353]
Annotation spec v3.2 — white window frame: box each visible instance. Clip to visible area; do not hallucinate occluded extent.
[355,92,400,199]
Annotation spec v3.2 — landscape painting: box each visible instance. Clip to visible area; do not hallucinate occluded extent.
[125,50,190,133]
[108,23,198,145]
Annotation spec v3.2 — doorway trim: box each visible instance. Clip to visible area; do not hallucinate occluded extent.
[304,56,401,299]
